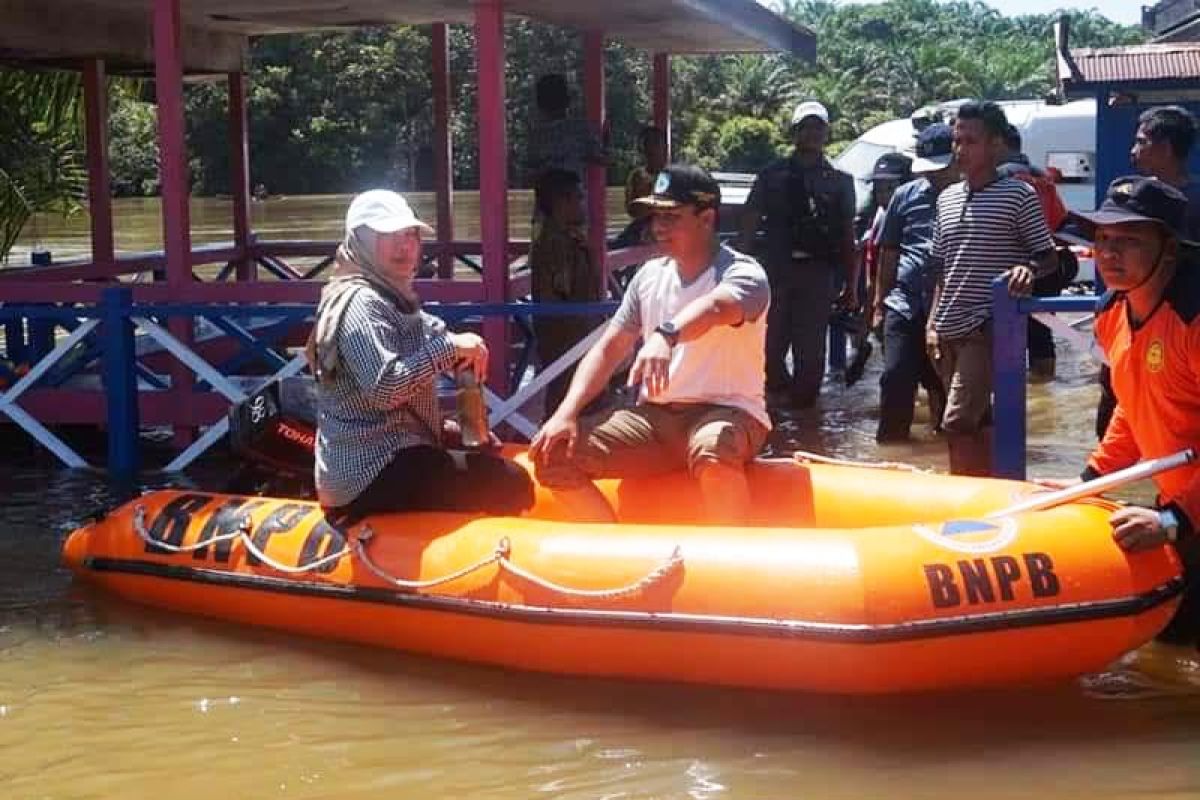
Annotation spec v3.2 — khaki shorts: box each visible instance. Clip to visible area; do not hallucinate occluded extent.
[934,323,993,436]
[535,402,769,489]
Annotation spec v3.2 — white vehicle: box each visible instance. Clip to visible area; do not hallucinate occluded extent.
[835,98,1099,282]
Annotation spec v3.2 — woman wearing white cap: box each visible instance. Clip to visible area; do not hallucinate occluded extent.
[307,190,534,518]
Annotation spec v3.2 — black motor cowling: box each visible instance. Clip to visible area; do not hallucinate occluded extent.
[227,377,317,496]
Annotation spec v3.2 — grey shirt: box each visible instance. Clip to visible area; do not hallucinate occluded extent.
[314,284,457,508]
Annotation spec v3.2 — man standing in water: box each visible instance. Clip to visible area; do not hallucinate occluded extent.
[925,102,1059,475]
[872,123,955,443]
[1048,177,1200,644]
[531,165,771,525]
[739,101,857,411]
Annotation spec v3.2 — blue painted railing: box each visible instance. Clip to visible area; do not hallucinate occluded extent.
[991,278,1102,480]
[0,287,618,475]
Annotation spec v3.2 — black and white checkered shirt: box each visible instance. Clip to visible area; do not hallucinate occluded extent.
[314,285,457,508]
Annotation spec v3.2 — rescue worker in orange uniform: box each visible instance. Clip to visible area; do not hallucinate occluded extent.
[1049,176,1200,644]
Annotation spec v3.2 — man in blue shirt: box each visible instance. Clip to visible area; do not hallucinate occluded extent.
[1096,105,1200,440]
[1131,105,1200,240]
[870,124,956,442]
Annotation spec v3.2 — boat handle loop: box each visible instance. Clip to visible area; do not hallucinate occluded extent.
[356,528,684,600]
[134,506,684,599]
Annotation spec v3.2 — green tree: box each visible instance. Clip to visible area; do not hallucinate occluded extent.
[0,67,86,262]
[108,84,160,197]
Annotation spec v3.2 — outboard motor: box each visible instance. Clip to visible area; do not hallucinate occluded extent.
[227,377,317,498]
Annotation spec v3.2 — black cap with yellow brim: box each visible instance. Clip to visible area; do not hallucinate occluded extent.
[631,164,722,212]
[1057,175,1198,248]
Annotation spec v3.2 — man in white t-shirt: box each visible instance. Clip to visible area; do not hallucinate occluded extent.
[529,164,772,524]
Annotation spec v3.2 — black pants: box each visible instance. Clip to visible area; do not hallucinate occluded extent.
[766,264,835,407]
[337,446,534,520]
[1028,316,1055,363]
[1096,365,1117,440]
[1028,250,1078,365]
[878,308,945,441]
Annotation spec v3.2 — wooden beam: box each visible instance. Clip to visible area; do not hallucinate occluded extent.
[82,59,114,267]
[475,0,511,391]
[228,71,254,280]
[584,30,607,293]
[432,23,456,279]
[653,52,671,160]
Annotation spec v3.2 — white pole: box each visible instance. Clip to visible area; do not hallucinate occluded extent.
[986,449,1195,519]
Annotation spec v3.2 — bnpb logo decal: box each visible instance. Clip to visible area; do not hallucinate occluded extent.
[913,518,1018,554]
[1146,339,1165,373]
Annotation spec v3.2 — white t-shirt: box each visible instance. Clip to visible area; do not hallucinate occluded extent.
[613,244,771,429]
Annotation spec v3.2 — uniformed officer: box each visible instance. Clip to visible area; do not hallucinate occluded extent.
[739,100,857,410]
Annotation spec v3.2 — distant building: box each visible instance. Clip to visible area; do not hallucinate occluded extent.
[1144,0,1200,43]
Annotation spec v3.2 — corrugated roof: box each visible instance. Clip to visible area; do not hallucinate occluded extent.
[1065,42,1200,85]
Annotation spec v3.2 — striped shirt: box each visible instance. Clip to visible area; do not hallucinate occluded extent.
[314,284,457,508]
[929,177,1054,339]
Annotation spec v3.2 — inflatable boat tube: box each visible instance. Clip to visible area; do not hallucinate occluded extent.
[62,453,1183,694]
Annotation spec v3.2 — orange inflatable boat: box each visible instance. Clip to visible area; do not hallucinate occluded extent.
[62,452,1183,694]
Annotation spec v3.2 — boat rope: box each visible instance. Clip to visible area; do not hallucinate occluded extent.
[351,525,507,590]
[236,520,352,575]
[134,505,684,598]
[132,505,242,553]
[494,539,684,600]
[132,504,351,574]
[787,450,929,473]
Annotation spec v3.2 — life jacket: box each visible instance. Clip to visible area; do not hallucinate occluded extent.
[999,159,1068,232]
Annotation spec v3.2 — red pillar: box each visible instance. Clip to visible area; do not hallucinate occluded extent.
[475,0,510,390]
[82,59,114,268]
[153,0,195,445]
[154,0,192,289]
[652,52,672,161]
[432,23,455,279]
[584,30,607,293]
[228,71,254,280]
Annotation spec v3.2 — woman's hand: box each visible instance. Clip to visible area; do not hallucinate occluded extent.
[448,332,488,377]
[441,418,463,448]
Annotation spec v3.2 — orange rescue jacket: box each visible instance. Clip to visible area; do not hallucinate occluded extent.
[1086,263,1200,538]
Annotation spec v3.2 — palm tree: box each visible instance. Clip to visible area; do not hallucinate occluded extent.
[716,55,800,121]
[0,67,87,263]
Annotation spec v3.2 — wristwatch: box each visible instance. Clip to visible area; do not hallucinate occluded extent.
[653,321,680,347]
[1159,507,1182,543]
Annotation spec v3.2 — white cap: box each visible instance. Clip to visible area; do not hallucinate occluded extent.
[345,190,434,236]
[792,100,829,126]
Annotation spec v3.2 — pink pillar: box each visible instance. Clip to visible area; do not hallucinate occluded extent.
[228,71,254,281]
[584,30,607,293]
[432,23,455,279]
[652,52,672,161]
[83,59,114,267]
[154,0,192,289]
[475,0,510,391]
[153,0,195,445]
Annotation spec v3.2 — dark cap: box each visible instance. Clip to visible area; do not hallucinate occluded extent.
[910,123,954,174]
[1063,176,1196,247]
[871,152,912,182]
[632,164,721,211]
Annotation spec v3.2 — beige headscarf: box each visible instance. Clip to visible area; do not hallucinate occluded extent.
[305,225,420,384]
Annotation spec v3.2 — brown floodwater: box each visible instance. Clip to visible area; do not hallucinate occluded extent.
[3,197,1200,799]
